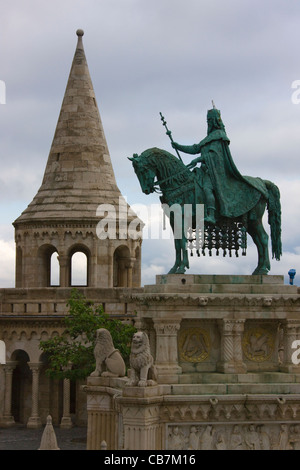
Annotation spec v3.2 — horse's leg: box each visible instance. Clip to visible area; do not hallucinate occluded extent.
[174,211,190,274]
[168,238,182,274]
[177,226,190,273]
[167,213,182,273]
[247,202,270,275]
[176,239,189,273]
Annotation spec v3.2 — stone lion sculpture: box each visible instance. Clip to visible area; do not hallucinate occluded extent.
[90,328,126,378]
[127,331,157,387]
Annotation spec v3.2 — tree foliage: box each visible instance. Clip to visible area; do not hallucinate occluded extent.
[40,289,136,381]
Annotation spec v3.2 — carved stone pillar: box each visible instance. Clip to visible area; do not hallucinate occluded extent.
[89,238,98,287]
[280,320,300,372]
[118,258,127,287]
[126,258,135,288]
[58,254,70,287]
[218,319,247,373]
[121,389,162,450]
[27,362,42,429]
[153,318,182,383]
[2,361,17,427]
[60,377,73,429]
[84,377,122,450]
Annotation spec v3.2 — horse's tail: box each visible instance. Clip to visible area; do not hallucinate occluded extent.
[265,180,282,260]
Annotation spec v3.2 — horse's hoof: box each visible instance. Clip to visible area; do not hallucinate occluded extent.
[252,268,269,275]
[168,267,178,274]
[176,266,187,274]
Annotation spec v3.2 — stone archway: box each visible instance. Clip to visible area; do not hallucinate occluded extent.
[113,245,134,287]
[70,251,88,286]
[37,244,59,287]
[68,244,91,287]
[11,350,31,424]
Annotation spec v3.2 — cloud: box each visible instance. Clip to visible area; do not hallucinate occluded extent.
[1,0,300,287]
[0,240,15,287]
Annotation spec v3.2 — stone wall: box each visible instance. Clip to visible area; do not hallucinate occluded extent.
[0,286,141,427]
[84,274,300,450]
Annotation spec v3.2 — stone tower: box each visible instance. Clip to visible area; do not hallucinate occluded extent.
[13,30,142,289]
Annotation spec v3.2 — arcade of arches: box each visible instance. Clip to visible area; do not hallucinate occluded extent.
[14,229,141,289]
[0,327,79,427]
[0,237,142,428]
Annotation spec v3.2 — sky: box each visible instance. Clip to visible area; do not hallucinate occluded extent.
[1,0,300,287]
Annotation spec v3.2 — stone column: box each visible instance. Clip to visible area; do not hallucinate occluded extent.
[153,318,182,383]
[27,362,42,429]
[107,241,114,288]
[58,254,70,287]
[60,377,73,429]
[118,258,127,287]
[2,361,17,427]
[126,258,135,288]
[89,238,98,287]
[280,320,300,372]
[218,319,247,373]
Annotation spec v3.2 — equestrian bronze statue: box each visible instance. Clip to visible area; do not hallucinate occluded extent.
[129,106,282,275]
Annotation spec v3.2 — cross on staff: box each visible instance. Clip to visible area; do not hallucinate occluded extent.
[159,112,183,162]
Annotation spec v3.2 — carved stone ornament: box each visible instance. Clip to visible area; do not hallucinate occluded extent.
[90,328,126,378]
[242,327,275,362]
[127,331,157,387]
[166,422,298,450]
[178,328,211,363]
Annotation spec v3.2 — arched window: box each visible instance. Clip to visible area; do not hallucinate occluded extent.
[113,245,131,287]
[71,251,88,286]
[37,245,59,287]
[11,350,30,424]
[50,252,60,286]
[0,340,5,364]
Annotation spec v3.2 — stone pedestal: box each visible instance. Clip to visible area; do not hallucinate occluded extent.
[85,274,300,450]
[120,386,163,450]
[153,319,182,383]
[84,377,127,450]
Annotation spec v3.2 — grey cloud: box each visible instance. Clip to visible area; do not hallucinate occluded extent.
[1,0,300,285]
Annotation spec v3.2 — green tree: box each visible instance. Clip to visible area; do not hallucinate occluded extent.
[40,289,136,381]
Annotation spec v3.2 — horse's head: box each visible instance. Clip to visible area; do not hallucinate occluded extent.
[128,152,156,195]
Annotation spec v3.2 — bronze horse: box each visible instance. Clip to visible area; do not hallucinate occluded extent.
[129,148,282,275]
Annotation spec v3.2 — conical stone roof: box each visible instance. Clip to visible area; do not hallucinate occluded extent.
[14,29,126,226]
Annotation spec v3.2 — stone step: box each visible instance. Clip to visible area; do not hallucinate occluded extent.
[144,283,298,295]
[157,274,285,285]
[227,383,300,394]
[178,372,300,384]
[169,381,300,396]
[143,274,299,295]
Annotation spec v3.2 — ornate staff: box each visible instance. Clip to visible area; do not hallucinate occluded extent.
[159,112,183,162]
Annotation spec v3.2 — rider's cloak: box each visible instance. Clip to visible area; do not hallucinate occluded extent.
[189,129,268,218]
